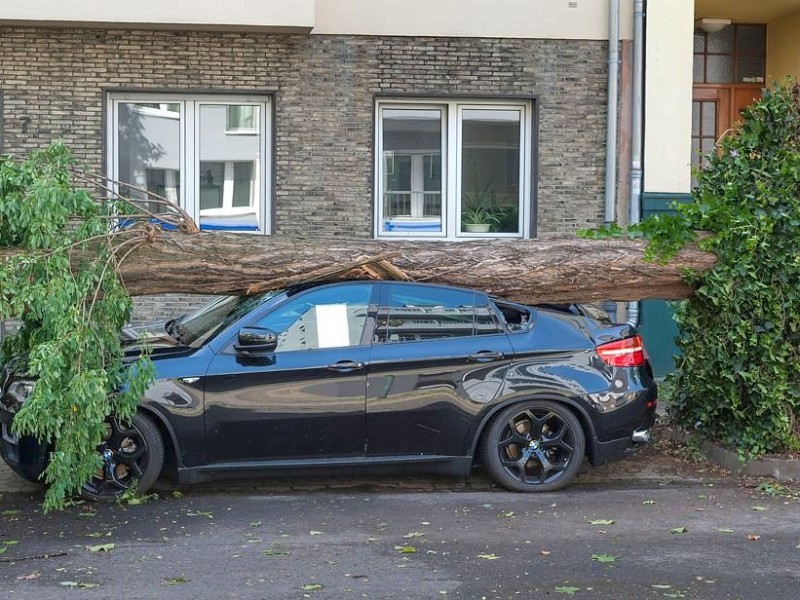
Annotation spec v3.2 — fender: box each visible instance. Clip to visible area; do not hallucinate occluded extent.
[465,394,600,460]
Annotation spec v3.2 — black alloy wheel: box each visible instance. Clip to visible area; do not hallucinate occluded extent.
[482,400,585,492]
[80,412,164,502]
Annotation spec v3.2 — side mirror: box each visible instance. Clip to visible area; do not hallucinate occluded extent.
[234,327,278,355]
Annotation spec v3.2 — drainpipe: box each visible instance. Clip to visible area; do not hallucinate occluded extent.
[627,0,646,327]
[604,0,621,223]
[629,0,645,224]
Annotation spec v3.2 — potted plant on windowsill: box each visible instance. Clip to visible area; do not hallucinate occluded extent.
[461,204,501,233]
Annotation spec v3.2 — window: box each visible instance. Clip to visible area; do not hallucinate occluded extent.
[376,99,533,239]
[693,25,766,84]
[108,93,271,233]
[257,284,373,352]
[374,285,480,343]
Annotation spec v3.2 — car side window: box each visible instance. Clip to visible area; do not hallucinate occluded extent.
[255,284,373,352]
[374,285,477,343]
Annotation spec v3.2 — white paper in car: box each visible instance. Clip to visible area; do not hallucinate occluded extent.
[315,304,350,348]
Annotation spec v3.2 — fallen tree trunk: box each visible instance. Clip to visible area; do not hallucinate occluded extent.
[3,232,714,304]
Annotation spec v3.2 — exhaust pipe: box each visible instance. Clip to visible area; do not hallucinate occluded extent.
[631,427,651,444]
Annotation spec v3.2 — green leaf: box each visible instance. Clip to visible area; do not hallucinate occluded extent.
[477,553,500,560]
[718,528,735,534]
[589,519,615,525]
[87,543,115,552]
[302,583,323,591]
[402,531,425,539]
[752,506,768,511]
[670,527,688,534]
[590,554,618,563]
[394,545,417,554]
[554,586,581,595]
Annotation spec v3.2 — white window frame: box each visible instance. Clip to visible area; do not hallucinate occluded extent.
[375,98,532,240]
[107,92,272,234]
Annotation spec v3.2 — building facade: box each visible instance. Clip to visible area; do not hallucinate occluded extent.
[2,1,800,371]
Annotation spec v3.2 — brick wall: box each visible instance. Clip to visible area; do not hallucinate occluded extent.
[0,27,609,323]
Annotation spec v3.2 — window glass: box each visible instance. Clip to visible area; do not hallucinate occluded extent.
[461,109,521,234]
[117,102,181,214]
[257,285,373,352]
[226,105,258,132]
[381,108,443,234]
[694,25,766,84]
[199,104,261,231]
[475,304,502,335]
[375,285,475,343]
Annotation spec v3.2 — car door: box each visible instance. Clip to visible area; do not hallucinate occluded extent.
[366,283,514,457]
[204,282,377,464]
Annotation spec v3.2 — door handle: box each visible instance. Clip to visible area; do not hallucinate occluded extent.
[468,351,505,363]
[326,360,365,372]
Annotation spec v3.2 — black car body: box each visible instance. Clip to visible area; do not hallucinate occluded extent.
[1,281,657,500]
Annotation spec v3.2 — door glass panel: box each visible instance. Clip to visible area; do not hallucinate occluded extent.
[693,55,705,83]
[736,25,766,56]
[737,56,765,83]
[706,27,734,54]
[461,109,521,234]
[702,103,716,137]
[691,102,700,135]
[706,55,734,83]
[117,102,181,214]
[257,285,373,352]
[382,108,443,233]
[375,286,475,343]
[198,104,261,231]
[693,31,705,53]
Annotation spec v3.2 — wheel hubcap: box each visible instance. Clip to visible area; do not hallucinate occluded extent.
[497,408,575,486]
[85,417,148,497]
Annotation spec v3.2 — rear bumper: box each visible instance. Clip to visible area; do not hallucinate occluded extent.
[589,402,657,466]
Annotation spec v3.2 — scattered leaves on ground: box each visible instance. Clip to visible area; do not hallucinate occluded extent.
[670,527,688,534]
[591,554,618,563]
[554,586,581,595]
[402,532,425,539]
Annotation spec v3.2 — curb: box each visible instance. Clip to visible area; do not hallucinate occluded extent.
[666,427,800,481]
[699,440,800,481]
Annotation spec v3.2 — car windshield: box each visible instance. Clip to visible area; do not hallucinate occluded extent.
[172,291,280,347]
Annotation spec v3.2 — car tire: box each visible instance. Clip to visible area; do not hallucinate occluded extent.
[481,400,585,492]
[80,412,164,503]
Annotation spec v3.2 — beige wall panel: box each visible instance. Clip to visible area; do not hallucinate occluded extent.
[314,0,634,40]
[767,10,800,81]
[0,0,315,31]
[644,0,694,193]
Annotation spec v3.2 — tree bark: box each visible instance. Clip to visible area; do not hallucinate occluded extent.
[1,232,716,303]
[98,232,714,304]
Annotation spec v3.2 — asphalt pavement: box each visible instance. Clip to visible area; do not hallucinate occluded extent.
[1,441,799,599]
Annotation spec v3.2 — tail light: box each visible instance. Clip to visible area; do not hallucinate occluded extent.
[596,335,645,367]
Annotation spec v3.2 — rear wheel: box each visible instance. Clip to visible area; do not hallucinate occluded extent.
[481,400,585,492]
[80,412,164,503]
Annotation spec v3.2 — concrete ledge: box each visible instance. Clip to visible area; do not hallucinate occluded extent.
[700,441,800,481]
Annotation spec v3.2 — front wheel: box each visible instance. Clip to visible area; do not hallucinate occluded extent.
[481,400,585,492]
[81,413,164,503]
